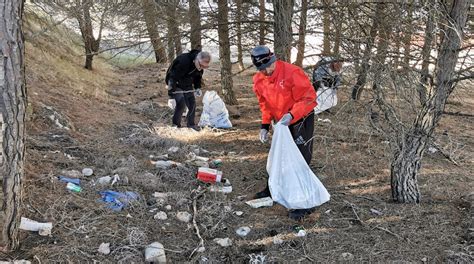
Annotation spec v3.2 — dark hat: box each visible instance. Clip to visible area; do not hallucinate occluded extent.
[251,45,276,71]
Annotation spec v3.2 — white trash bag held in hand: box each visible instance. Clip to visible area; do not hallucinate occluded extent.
[267,123,330,209]
[198,91,232,128]
[314,87,337,115]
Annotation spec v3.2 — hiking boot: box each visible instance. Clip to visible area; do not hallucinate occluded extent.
[253,185,271,199]
[289,208,316,221]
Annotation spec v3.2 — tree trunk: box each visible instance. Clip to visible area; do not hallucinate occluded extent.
[143,0,167,63]
[351,2,383,100]
[391,0,469,203]
[217,0,237,105]
[322,0,331,56]
[166,2,179,61]
[273,0,294,62]
[259,0,266,45]
[76,0,98,70]
[402,0,414,67]
[333,3,342,56]
[171,2,182,56]
[0,0,27,250]
[419,1,436,105]
[294,0,308,67]
[236,0,245,70]
[189,0,202,50]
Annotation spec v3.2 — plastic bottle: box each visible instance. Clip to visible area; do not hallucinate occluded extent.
[66,182,82,192]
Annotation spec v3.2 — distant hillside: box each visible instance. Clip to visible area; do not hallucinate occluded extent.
[23,7,118,134]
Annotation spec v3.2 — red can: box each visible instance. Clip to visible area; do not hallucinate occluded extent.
[197,167,223,183]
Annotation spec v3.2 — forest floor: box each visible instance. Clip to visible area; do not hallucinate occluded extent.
[1,57,471,263]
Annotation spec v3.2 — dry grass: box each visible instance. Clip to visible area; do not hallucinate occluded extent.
[1,10,471,262]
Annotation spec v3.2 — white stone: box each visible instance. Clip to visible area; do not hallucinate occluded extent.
[176,211,192,223]
[154,160,173,169]
[370,208,383,216]
[213,237,232,247]
[61,170,82,178]
[98,242,110,255]
[341,252,354,261]
[428,147,438,153]
[196,246,206,253]
[234,211,244,216]
[296,230,306,237]
[82,168,93,177]
[168,146,180,153]
[97,176,112,185]
[165,205,172,210]
[153,192,169,199]
[154,211,168,220]
[145,242,166,263]
[273,237,284,245]
[236,226,251,237]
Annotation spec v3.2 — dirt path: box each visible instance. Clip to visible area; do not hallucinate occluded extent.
[14,64,473,262]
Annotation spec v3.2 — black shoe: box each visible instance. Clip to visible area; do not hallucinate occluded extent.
[253,186,271,199]
[289,208,315,221]
[189,125,201,131]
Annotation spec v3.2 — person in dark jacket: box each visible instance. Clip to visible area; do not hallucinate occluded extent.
[165,50,211,129]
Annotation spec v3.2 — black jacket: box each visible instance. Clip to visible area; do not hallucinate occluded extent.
[165,50,203,96]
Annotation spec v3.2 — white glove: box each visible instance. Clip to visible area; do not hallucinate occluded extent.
[195,89,202,97]
[167,99,176,110]
[259,129,269,143]
[279,113,293,126]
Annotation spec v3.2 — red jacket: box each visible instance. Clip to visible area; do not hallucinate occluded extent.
[253,60,317,126]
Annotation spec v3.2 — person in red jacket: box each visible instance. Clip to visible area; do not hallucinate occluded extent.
[251,45,317,220]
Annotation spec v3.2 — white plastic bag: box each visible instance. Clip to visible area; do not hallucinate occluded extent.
[314,87,337,115]
[267,124,330,209]
[198,91,232,128]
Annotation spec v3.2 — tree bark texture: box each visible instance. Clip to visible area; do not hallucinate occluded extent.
[402,0,414,67]
[322,0,331,56]
[189,0,202,50]
[273,0,294,62]
[75,0,100,70]
[294,0,308,67]
[217,0,237,105]
[166,1,181,60]
[236,0,245,70]
[390,0,469,203]
[333,3,342,56]
[258,0,266,45]
[142,0,167,63]
[419,1,436,105]
[0,0,27,250]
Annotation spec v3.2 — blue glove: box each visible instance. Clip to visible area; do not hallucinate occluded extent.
[279,113,293,126]
[194,89,203,97]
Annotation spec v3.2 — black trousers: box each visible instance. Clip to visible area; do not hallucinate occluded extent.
[288,111,315,165]
[172,92,196,127]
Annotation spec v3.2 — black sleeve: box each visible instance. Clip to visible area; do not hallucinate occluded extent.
[193,71,203,89]
[168,57,187,87]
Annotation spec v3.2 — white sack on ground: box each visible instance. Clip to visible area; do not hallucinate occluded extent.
[198,91,232,128]
[267,123,330,209]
